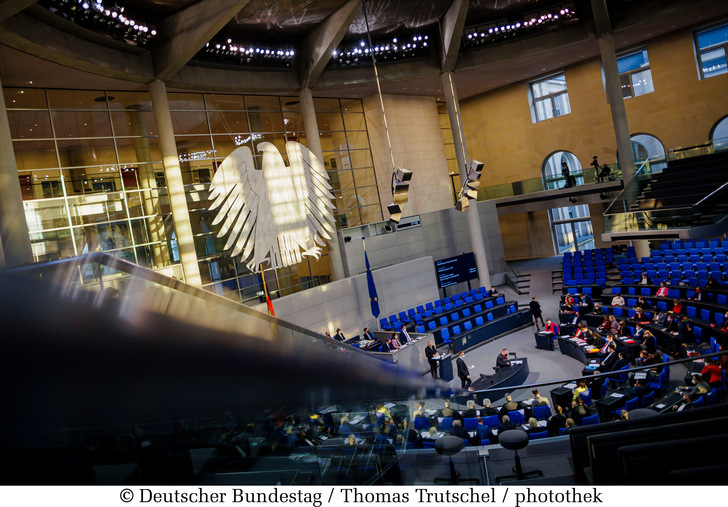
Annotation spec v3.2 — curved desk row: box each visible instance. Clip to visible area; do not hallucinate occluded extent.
[455,358,530,406]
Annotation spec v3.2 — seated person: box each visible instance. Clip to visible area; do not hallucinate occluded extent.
[656,282,669,297]
[628,378,651,404]
[488,287,502,297]
[664,313,679,334]
[380,337,394,353]
[497,414,519,437]
[529,388,550,406]
[637,296,652,310]
[546,406,567,437]
[652,307,668,327]
[617,320,632,337]
[599,333,617,355]
[641,331,657,354]
[562,293,575,311]
[677,315,694,343]
[573,380,589,401]
[564,418,576,432]
[636,349,658,367]
[702,358,722,388]
[579,293,594,312]
[390,333,402,349]
[450,419,468,439]
[439,400,463,421]
[609,315,620,335]
[589,330,606,349]
[412,401,427,418]
[639,272,652,285]
[573,321,589,339]
[462,400,478,419]
[481,398,498,416]
[598,350,630,381]
[597,315,612,335]
[631,306,647,322]
[672,299,683,314]
[498,393,524,418]
[568,397,590,425]
[676,374,710,398]
[525,417,542,434]
[544,318,559,334]
[597,342,618,371]
[476,416,496,444]
[705,274,721,290]
[633,322,645,342]
[612,292,625,306]
[689,287,703,301]
[592,302,604,315]
[672,393,694,412]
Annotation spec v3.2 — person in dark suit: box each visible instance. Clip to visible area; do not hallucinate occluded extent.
[456,351,473,390]
[462,400,478,419]
[450,420,468,439]
[362,327,375,341]
[425,341,440,379]
[678,315,694,342]
[546,405,567,437]
[476,417,495,444]
[530,296,545,329]
[497,415,518,436]
[628,379,650,405]
[400,327,412,343]
[568,397,590,425]
[333,328,345,341]
[498,393,523,419]
[496,348,511,368]
[481,399,498,416]
[597,342,618,373]
[380,338,393,353]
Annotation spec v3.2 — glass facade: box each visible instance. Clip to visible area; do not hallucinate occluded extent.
[5,87,380,306]
[530,73,571,123]
[695,21,728,79]
[617,49,654,98]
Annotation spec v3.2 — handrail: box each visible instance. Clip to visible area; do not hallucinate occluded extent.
[694,180,728,207]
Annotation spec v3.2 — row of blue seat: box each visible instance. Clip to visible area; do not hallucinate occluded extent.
[659,238,728,250]
[438,305,517,345]
[379,286,497,331]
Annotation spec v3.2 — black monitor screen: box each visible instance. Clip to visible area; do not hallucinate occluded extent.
[435,252,478,288]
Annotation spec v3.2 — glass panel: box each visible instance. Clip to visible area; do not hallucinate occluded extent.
[355,185,380,207]
[712,117,728,150]
[701,47,727,78]
[244,95,281,110]
[106,91,153,111]
[617,50,649,73]
[574,220,595,250]
[553,222,575,254]
[204,94,246,110]
[532,75,567,97]
[343,112,366,131]
[340,98,363,112]
[332,188,359,209]
[167,93,205,110]
[620,73,633,98]
[696,24,728,49]
[47,89,107,109]
[23,198,69,232]
[110,111,158,137]
[170,111,209,135]
[360,204,383,224]
[283,111,304,132]
[7,110,53,139]
[14,140,59,170]
[353,167,377,187]
[29,228,75,262]
[346,131,371,152]
[285,132,306,146]
[19,169,63,199]
[535,97,554,121]
[210,134,255,159]
[114,137,162,164]
[631,69,654,96]
[207,110,249,134]
[56,138,117,167]
[52,111,112,138]
[316,111,340,131]
[247,110,284,132]
[313,97,341,112]
[280,97,300,112]
[126,186,167,217]
[175,136,216,164]
[64,166,122,196]
[3,87,47,109]
[553,93,571,117]
[67,192,128,226]
[347,148,373,168]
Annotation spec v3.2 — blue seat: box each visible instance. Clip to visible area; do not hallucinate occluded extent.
[414,417,430,431]
[428,320,437,330]
[624,396,639,412]
[440,327,450,344]
[399,311,412,323]
[407,308,417,319]
[558,427,569,436]
[718,294,728,305]
[640,288,651,296]
[487,313,494,321]
[463,417,478,431]
[454,299,464,307]
[496,297,505,305]
[439,316,448,326]
[483,415,499,428]
[692,396,704,408]
[579,389,592,407]
[529,431,548,440]
[443,297,452,305]
[705,389,718,406]
[582,414,600,426]
[641,390,655,408]
[507,411,524,425]
[657,301,668,311]
[439,417,454,431]
[700,309,711,321]
[462,308,471,317]
[380,317,394,330]
[613,307,623,317]
[451,325,461,336]
[485,300,494,309]
[532,404,551,420]
[694,326,703,342]
[450,312,459,322]
[416,324,425,333]
[473,304,482,313]
[475,316,484,326]
[628,287,637,295]
[686,306,697,317]
[715,313,725,326]
[434,300,442,308]
[422,441,436,449]
[647,368,670,391]
[463,321,473,331]
[417,305,426,314]
[627,298,637,307]
[583,287,592,295]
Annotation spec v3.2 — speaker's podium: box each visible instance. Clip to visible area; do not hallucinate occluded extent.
[534,331,557,351]
[437,353,453,382]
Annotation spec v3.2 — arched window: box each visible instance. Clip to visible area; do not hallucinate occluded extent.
[617,133,667,172]
[542,152,595,253]
[711,115,728,151]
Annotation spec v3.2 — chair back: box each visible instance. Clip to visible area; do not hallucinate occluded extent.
[533,404,551,420]
[463,418,478,431]
[582,414,600,426]
[414,417,430,431]
[438,417,454,431]
[529,430,549,440]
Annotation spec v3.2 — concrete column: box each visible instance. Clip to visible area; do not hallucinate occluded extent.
[441,70,492,289]
[592,0,636,185]
[300,87,347,281]
[149,80,201,286]
[633,239,650,260]
[0,76,34,268]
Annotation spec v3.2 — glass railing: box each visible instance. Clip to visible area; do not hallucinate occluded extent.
[477,164,622,201]
[667,135,728,160]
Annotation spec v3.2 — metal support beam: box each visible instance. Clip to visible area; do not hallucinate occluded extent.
[439,0,469,71]
[152,0,251,82]
[0,76,34,268]
[442,70,491,289]
[299,0,361,88]
[0,0,37,23]
[300,87,347,280]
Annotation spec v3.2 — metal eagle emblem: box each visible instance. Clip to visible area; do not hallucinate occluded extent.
[208,141,336,271]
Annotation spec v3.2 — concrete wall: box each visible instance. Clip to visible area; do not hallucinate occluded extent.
[255,256,440,338]
[343,201,507,290]
[364,94,454,218]
[457,26,728,260]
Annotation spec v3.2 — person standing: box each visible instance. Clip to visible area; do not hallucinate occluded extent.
[591,155,601,180]
[456,351,473,391]
[530,296,545,329]
[561,161,571,188]
[425,341,440,379]
[496,348,512,368]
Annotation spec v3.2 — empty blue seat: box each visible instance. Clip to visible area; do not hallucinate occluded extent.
[627,298,637,307]
[613,307,623,316]
[668,289,681,299]
[718,294,728,305]
[628,287,637,295]
[694,326,703,342]
[439,417,454,431]
[450,312,459,322]
[532,404,551,420]
[487,313,494,321]
[657,301,668,311]
[485,300,494,309]
[496,297,505,305]
[434,300,442,308]
[380,317,394,330]
[640,288,651,296]
[428,320,437,330]
[416,324,425,333]
[715,313,725,326]
[583,287,592,295]
[474,304,482,313]
[508,411,524,425]
[700,309,711,321]
[439,316,448,326]
[440,327,450,343]
[462,308,471,317]
[463,321,473,331]
[529,431,548,440]
[686,306,697,317]
[454,299,464,307]
[417,305,425,314]
[582,414,600,426]
[451,325,461,336]
[443,297,452,305]
[475,316,484,326]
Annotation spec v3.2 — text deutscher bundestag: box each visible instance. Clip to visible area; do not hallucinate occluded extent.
[119,487,604,507]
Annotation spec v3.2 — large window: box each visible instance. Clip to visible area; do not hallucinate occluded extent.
[694,22,728,79]
[711,115,728,151]
[529,73,571,123]
[617,49,654,98]
[6,87,380,307]
[542,152,594,253]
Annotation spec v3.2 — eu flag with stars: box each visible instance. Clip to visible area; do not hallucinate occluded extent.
[364,244,380,318]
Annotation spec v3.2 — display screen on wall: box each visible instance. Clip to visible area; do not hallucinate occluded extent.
[435,252,478,288]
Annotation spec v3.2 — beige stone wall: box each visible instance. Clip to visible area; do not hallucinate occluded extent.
[364,94,453,218]
[458,27,728,260]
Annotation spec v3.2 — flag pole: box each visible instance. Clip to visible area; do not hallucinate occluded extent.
[260,263,275,317]
[363,238,381,319]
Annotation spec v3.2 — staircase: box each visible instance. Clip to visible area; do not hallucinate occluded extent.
[515,272,531,295]
[551,270,563,293]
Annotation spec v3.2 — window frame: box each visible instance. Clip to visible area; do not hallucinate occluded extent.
[616,48,654,98]
[528,72,571,123]
[693,21,728,80]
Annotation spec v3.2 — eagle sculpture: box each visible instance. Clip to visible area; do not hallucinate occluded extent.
[208,141,336,271]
